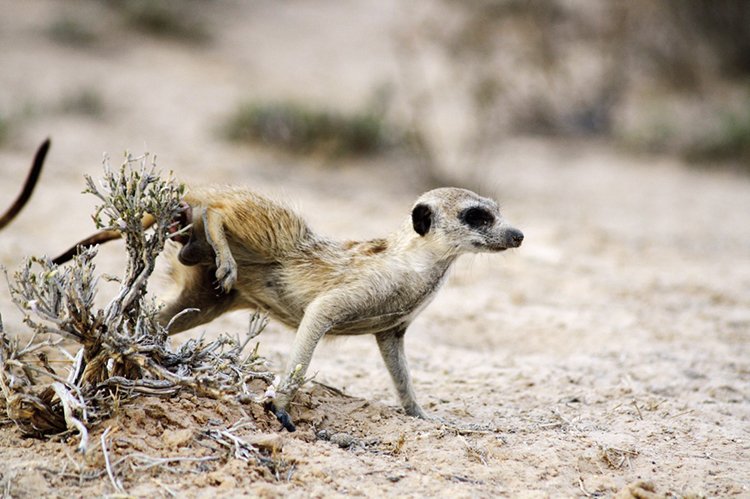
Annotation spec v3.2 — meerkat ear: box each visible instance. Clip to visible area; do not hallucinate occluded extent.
[411,203,432,236]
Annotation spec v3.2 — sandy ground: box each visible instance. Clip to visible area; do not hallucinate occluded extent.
[1,1,749,497]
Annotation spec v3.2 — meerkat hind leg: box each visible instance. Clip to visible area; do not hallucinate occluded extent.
[158,267,240,334]
[376,328,427,419]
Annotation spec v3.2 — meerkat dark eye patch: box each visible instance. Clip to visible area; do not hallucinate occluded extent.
[411,203,432,236]
[460,207,495,229]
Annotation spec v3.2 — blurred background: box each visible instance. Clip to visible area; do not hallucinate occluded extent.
[1,0,750,187]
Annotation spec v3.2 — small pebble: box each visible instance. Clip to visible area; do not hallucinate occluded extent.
[329,432,355,448]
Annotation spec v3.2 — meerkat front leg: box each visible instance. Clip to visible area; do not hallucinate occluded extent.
[376,328,427,419]
[268,297,341,432]
[202,208,237,292]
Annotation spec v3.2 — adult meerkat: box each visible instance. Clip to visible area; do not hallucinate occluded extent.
[8,142,524,431]
[151,185,523,431]
[52,177,523,431]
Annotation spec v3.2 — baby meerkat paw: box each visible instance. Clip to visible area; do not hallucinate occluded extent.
[214,257,237,293]
[264,401,296,432]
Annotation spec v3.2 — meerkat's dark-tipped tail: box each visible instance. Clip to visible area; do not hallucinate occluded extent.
[0,138,51,230]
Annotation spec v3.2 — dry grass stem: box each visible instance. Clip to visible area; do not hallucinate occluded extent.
[101,427,124,494]
[600,445,639,470]
[199,417,274,468]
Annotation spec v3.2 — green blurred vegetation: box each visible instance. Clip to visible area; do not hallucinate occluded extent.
[667,0,750,78]
[685,107,750,165]
[222,101,394,157]
[47,16,99,46]
[28,0,750,171]
[426,0,750,169]
[58,88,106,118]
[112,0,211,43]
[0,114,8,146]
[47,0,211,46]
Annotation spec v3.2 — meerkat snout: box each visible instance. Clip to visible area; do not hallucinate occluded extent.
[469,223,524,252]
[507,227,524,247]
[497,226,524,250]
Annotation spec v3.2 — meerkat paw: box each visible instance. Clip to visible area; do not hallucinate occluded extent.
[407,410,452,426]
[264,401,296,432]
[404,403,428,419]
[214,257,237,293]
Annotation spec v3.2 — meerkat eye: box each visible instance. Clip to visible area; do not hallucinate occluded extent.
[460,207,495,229]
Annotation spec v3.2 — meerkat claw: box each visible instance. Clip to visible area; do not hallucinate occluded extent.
[214,261,237,293]
[265,401,296,432]
[404,404,428,419]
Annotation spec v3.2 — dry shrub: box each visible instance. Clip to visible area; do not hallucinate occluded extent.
[0,153,274,452]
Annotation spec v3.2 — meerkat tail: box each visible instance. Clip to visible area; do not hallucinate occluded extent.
[0,138,51,230]
[52,213,157,265]
[52,229,122,264]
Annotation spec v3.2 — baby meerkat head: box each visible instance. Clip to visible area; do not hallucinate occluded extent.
[411,187,523,255]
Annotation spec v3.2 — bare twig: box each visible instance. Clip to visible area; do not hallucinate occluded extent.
[600,445,639,469]
[154,479,178,497]
[52,382,89,453]
[201,426,263,463]
[311,380,357,398]
[631,399,643,420]
[577,474,593,497]
[127,453,219,471]
[165,308,199,333]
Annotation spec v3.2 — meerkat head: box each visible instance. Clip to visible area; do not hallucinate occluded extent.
[410,187,523,255]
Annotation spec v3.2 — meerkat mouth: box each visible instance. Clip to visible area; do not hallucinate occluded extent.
[169,202,193,245]
[472,241,509,252]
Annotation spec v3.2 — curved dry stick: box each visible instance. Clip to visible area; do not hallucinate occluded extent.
[0,138,51,230]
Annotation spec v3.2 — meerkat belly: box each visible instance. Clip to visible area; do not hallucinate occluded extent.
[234,264,305,329]
[329,268,449,336]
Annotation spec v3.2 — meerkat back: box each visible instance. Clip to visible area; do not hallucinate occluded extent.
[185,186,313,262]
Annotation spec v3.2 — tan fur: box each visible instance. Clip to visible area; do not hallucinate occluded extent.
[157,185,523,430]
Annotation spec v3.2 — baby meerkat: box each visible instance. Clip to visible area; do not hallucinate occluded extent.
[156,185,523,430]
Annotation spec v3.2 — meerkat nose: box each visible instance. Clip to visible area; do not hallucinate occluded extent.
[508,228,524,247]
